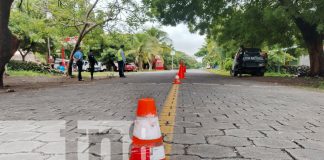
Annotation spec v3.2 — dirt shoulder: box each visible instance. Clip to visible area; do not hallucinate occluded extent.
[235,76,324,91]
[208,69,324,91]
[1,75,113,94]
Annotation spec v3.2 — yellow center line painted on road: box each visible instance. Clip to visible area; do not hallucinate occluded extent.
[159,84,179,160]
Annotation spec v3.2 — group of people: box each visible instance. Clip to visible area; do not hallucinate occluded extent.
[73,45,127,81]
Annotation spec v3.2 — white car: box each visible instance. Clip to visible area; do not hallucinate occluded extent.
[97,62,107,72]
[83,61,106,72]
[83,61,89,71]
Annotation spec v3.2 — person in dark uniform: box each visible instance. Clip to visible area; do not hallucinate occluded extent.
[88,50,98,80]
[237,45,245,77]
[107,52,116,71]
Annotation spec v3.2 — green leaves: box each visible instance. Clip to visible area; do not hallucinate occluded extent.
[9,10,49,55]
[10,11,47,43]
[144,0,322,50]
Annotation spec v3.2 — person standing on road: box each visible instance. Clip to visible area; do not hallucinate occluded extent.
[88,50,98,80]
[108,52,117,71]
[74,47,84,81]
[237,45,245,77]
[117,45,126,78]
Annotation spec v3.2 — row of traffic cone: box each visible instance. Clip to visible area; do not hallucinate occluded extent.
[173,63,187,85]
[130,63,187,160]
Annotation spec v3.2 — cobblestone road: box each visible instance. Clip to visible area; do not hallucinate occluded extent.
[1,70,324,160]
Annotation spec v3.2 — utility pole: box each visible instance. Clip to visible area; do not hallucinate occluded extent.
[45,0,52,64]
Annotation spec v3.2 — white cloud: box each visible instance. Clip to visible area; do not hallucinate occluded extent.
[161,24,206,57]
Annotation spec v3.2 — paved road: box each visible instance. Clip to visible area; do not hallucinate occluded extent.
[1,70,324,160]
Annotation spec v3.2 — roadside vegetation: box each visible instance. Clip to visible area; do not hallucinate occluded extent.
[144,0,323,77]
[208,69,293,78]
[0,0,199,88]
[0,1,323,88]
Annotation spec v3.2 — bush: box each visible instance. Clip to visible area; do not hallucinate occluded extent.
[8,60,44,72]
[7,60,62,75]
[224,59,233,71]
[284,65,310,77]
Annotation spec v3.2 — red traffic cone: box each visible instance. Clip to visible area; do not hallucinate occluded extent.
[173,75,181,84]
[178,65,185,79]
[130,98,166,160]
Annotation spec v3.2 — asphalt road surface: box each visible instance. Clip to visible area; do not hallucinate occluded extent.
[1,70,324,160]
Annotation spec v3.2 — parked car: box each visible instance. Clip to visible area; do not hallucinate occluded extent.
[125,63,138,72]
[84,61,106,72]
[114,62,138,72]
[97,62,107,72]
[83,60,89,71]
[230,48,267,77]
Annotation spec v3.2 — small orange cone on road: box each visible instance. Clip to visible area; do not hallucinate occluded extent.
[173,75,181,84]
[130,98,166,160]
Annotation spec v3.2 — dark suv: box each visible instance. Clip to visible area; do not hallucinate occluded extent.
[230,48,267,77]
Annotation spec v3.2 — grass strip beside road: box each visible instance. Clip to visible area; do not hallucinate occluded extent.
[264,72,293,77]
[74,71,115,78]
[7,70,115,78]
[208,69,293,77]
[7,70,159,78]
[208,69,324,91]
[7,70,56,77]
[208,69,230,76]
[159,84,179,159]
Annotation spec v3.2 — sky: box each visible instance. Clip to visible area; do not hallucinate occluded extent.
[94,0,206,61]
[161,24,206,58]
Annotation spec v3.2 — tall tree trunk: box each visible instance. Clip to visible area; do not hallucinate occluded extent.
[66,0,101,77]
[67,36,83,77]
[138,55,144,71]
[293,17,324,76]
[308,38,323,76]
[319,37,324,76]
[18,50,28,62]
[148,62,152,70]
[47,37,51,64]
[22,54,26,62]
[67,24,89,77]
[0,0,19,88]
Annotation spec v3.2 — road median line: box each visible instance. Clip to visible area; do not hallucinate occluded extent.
[159,84,179,160]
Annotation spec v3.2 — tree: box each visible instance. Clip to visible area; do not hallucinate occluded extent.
[127,33,155,70]
[144,0,324,76]
[48,0,146,76]
[0,0,20,88]
[174,51,198,69]
[10,10,48,62]
[278,0,324,76]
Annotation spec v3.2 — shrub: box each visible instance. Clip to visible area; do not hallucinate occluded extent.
[319,82,324,89]
[224,59,233,71]
[284,65,310,77]
[7,60,62,75]
[8,60,44,72]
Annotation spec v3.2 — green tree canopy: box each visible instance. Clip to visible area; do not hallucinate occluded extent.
[144,0,324,76]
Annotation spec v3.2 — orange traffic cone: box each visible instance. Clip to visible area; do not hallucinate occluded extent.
[178,65,185,79]
[130,98,166,160]
[173,75,181,84]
